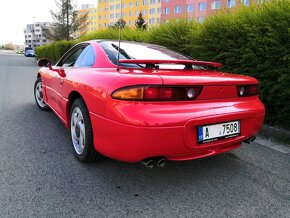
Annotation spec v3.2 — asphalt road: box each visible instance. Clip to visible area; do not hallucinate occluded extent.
[0,51,289,218]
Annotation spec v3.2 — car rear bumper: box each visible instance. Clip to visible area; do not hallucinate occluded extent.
[90,100,265,162]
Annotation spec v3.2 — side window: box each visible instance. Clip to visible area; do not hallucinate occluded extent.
[59,47,85,67]
[74,45,96,67]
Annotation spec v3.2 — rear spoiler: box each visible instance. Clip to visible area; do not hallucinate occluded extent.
[119,59,222,68]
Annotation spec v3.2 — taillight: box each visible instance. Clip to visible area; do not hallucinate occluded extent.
[237,85,259,97]
[112,86,202,101]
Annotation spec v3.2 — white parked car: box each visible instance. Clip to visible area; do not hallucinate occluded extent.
[25,49,35,57]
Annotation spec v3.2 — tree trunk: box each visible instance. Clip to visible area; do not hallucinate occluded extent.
[66,0,69,40]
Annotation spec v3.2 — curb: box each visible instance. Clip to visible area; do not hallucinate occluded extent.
[255,136,290,154]
[259,124,290,146]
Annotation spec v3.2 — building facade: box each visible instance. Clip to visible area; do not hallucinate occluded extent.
[24,22,51,49]
[77,0,259,35]
[94,0,162,29]
[77,4,98,37]
[160,0,209,23]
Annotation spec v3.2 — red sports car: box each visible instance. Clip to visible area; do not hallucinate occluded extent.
[34,40,265,168]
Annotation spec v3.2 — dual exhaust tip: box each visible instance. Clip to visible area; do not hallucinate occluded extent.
[141,158,166,169]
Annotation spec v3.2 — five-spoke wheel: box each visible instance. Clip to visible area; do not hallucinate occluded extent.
[34,77,49,110]
[70,98,101,162]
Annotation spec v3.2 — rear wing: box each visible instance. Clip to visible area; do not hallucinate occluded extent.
[119,59,222,69]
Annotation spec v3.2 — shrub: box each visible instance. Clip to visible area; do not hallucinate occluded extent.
[148,19,201,56]
[36,40,76,63]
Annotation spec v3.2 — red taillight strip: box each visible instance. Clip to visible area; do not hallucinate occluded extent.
[112,85,203,101]
[237,85,259,97]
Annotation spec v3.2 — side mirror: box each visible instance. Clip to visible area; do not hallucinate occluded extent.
[37,58,52,67]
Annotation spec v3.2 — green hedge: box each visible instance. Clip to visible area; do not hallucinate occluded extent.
[36,40,76,63]
[36,0,290,128]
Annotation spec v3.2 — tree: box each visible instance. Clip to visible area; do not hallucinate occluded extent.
[3,42,15,50]
[111,18,126,29]
[46,0,87,41]
[135,12,147,30]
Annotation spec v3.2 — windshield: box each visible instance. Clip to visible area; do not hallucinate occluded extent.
[98,41,196,69]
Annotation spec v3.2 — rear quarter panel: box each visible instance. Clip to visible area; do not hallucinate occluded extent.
[62,68,121,117]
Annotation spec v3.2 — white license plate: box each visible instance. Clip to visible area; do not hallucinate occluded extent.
[197,121,240,144]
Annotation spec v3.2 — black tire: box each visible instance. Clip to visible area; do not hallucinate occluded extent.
[70,98,101,162]
[34,77,50,111]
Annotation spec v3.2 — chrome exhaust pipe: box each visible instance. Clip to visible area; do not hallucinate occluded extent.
[156,158,166,168]
[140,159,155,169]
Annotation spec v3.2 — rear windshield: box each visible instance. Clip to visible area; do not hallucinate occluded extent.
[98,41,195,69]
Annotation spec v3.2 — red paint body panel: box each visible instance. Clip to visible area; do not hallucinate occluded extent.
[92,96,264,162]
[37,41,265,163]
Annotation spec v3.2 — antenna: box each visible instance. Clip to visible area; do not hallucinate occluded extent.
[117,0,123,70]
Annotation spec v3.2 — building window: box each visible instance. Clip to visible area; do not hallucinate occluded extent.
[130,2,133,7]
[197,16,205,22]
[143,10,147,15]
[116,13,120,18]
[186,4,193,12]
[174,5,182,13]
[110,5,115,10]
[227,0,236,8]
[211,0,221,9]
[116,4,120,9]
[110,14,114,19]
[164,0,170,2]
[150,0,155,4]
[164,7,170,14]
[157,18,160,23]
[149,18,155,24]
[241,0,250,6]
[198,3,206,11]
[136,1,139,6]
[157,7,161,13]
[129,20,132,26]
[143,0,148,5]
[150,8,155,14]
[122,3,126,8]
